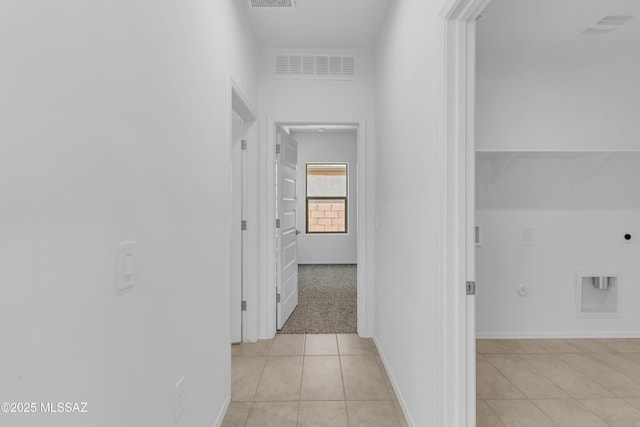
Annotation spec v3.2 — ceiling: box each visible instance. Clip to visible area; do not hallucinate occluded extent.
[479,0,640,49]
[243,0,640,51]
[241,0,393,48]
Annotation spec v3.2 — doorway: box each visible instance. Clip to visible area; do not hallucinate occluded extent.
[263,119,371,339]
[443,0,640,425]
[275,125,358,334]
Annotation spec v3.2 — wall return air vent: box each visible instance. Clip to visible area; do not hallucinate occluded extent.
[247,0,296,8]
[273,54,357,80]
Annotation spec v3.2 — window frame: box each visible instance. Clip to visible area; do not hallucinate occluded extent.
[305,162,348,234]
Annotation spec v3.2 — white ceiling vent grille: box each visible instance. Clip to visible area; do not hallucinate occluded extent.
[597,15,633,26]
[247,0,296,8]
[582,15,634,35]
[273,54,358,80]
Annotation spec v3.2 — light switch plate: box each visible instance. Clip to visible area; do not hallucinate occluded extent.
[117,241,136,291]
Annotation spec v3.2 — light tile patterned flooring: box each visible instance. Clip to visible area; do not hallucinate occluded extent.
[477,338,640,427]
[225,337,640,426]
[222,334,408,427]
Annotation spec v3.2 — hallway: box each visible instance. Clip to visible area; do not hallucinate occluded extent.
[224,334,408,427]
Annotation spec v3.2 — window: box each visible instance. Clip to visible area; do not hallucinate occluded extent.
[306,163,347,234]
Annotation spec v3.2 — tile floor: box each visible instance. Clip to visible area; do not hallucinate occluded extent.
[225,337,640,426]
[477,338,640,427]
[222,334,408,427]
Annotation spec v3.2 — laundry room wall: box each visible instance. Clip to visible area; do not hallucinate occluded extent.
[476,2,640,338]
[477,45,640,151]
[476,153,640,337]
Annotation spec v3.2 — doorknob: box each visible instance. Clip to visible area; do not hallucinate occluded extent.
[296,230,301,235]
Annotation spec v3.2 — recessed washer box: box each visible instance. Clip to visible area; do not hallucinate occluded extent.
[576,272,620,318]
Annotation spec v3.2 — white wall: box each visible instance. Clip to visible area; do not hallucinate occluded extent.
[477,45,640,151]
[256,47,376,338]
[291,130,357,264]
[0,1,257,426]
[476,154,640,337]
[476,210,640,337]
[374,1,447,426]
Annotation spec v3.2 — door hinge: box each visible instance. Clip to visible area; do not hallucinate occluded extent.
[275,218,281,229]
[276,293,281,303]
[241,300,247,311]
[241,220,247,231]
[275,144,281,155]
[241,139,247,150]
[466,281,476,296]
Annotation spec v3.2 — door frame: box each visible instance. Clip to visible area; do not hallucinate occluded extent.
[440,0,489,425]
[262,117,371,338]
[229,80,257,344]
[230,111,244,343]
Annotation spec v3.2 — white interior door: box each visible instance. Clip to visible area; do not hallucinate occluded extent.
[230,114,243,343]
[276,128,299,329]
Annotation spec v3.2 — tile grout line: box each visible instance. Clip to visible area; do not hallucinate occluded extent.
[520,353,612,400]
[478,354,528,401]
[478,399,508,427]
[295,334,306,427]
[487,353,573,399]
[581,352,640,390]
[336,335,352,427]
[555,352,640,397]
[251,339,272,402]
[526,399,568,427]
[573,398,611,426]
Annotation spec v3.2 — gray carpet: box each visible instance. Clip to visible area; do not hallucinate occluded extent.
[280,264,357,334]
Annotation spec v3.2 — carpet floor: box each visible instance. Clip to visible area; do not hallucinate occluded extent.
[279,264,357,334]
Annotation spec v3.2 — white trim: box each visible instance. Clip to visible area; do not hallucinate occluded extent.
[372,336,415,427]
[213,396,231,427]
[477,148,640,153]
[262,117,371,338]
[229,80,259,343]
[477,331,640,339]
[440,1,489,426]
[231,83,257,122]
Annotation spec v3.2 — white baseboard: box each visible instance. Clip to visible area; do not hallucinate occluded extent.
[476,331,640,339]
[297,261,357,265]
[213,396,231,427]
[372,335,415,427]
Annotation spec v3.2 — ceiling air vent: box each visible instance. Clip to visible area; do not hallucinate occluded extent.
[582,15,633,35]
[597,15,633,26]
[247,0,296,8]
[273,54,358,80]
